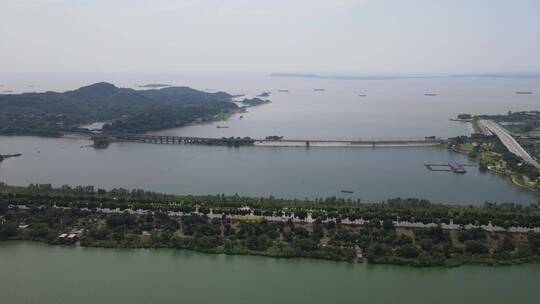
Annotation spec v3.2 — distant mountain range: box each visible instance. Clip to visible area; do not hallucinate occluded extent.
[269,72,540,80]
[0,82,238,136]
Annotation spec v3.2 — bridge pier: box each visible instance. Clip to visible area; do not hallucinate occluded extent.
[110,134,445,148]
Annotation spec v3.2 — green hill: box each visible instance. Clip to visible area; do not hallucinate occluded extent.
[0,83,238,136]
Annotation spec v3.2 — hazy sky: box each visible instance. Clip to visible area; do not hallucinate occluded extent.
[1,0,539,74]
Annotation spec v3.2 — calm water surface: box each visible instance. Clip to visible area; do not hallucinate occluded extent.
[0,135,537,204]
[0,242,538,304]
[2,73,539,139]
[0,75,539,203]
[1,74,540,302]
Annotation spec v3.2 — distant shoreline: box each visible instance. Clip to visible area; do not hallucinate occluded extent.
[269,72,540,80]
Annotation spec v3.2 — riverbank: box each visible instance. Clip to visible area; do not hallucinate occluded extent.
[449,135,540,194]
[2,184,540,268]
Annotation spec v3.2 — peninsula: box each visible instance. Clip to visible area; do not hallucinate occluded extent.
[449,111,540,193]
[0,83,266,136]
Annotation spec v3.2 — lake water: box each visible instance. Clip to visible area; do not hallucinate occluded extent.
[0,135,537,204]
[153,76,539,140]
[1,74,540,301]
[3,73,538,140]
[1,241,538,304]
[1,74,539,204]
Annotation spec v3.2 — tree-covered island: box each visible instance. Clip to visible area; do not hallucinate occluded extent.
[1,183,540,267]
[0,82,267,136]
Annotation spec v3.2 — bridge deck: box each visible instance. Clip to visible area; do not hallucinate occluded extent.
[113,133,445,148]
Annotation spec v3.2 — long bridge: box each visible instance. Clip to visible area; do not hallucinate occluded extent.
[110,133,446,148]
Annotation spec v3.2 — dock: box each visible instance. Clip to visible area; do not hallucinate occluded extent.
[448,161,466,173]
[355,245,364,263]
[56,233,79,244]
[425,161,471,173]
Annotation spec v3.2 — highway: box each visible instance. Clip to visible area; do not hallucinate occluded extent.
[478,120,540,169]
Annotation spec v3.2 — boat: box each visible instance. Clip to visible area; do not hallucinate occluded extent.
[278,89,289,92]
[424,93,437,96]
[358,94,367,97]
[340,190,354,194]
[314,88,325,92]
[239,115,243,119]
[516,91,533,95]
[216,125,229,129]
[448,161,466,173]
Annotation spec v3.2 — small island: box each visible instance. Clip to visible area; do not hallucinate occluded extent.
[257,92,271,97]
[91,137,110,149]
[235,97,271,107]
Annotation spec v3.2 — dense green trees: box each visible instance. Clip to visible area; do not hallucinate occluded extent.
[502,151,540,180]
[1,183,540,266]
[396,244,420,259]
[464,240,489,254]
[0,222,18,239]
[0,82,239,136]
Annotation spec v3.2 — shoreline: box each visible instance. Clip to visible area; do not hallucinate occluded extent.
[2,184,540,268]
[3,239,540,268]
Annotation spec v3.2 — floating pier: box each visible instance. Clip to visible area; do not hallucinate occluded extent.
[425,161,472,173]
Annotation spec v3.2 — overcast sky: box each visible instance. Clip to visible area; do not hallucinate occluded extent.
[1,0,539,74]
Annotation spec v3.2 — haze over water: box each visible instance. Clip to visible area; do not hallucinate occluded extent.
[2,73,539,140]
[1,74,539,204]
[2,1,540,303]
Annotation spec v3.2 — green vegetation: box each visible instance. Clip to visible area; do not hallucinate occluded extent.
[451,136,540,191]
[0,82,267,136]
[256,92,271,98]
[92,137,110,149]
[476,111,540,136]
[235,97,270,106]
[449,130,540,192]
[1,183,540,267]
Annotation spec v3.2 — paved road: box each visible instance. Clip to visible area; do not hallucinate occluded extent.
[479,119,540,169]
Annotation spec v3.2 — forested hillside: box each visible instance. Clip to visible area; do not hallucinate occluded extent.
[0,82,238,136]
